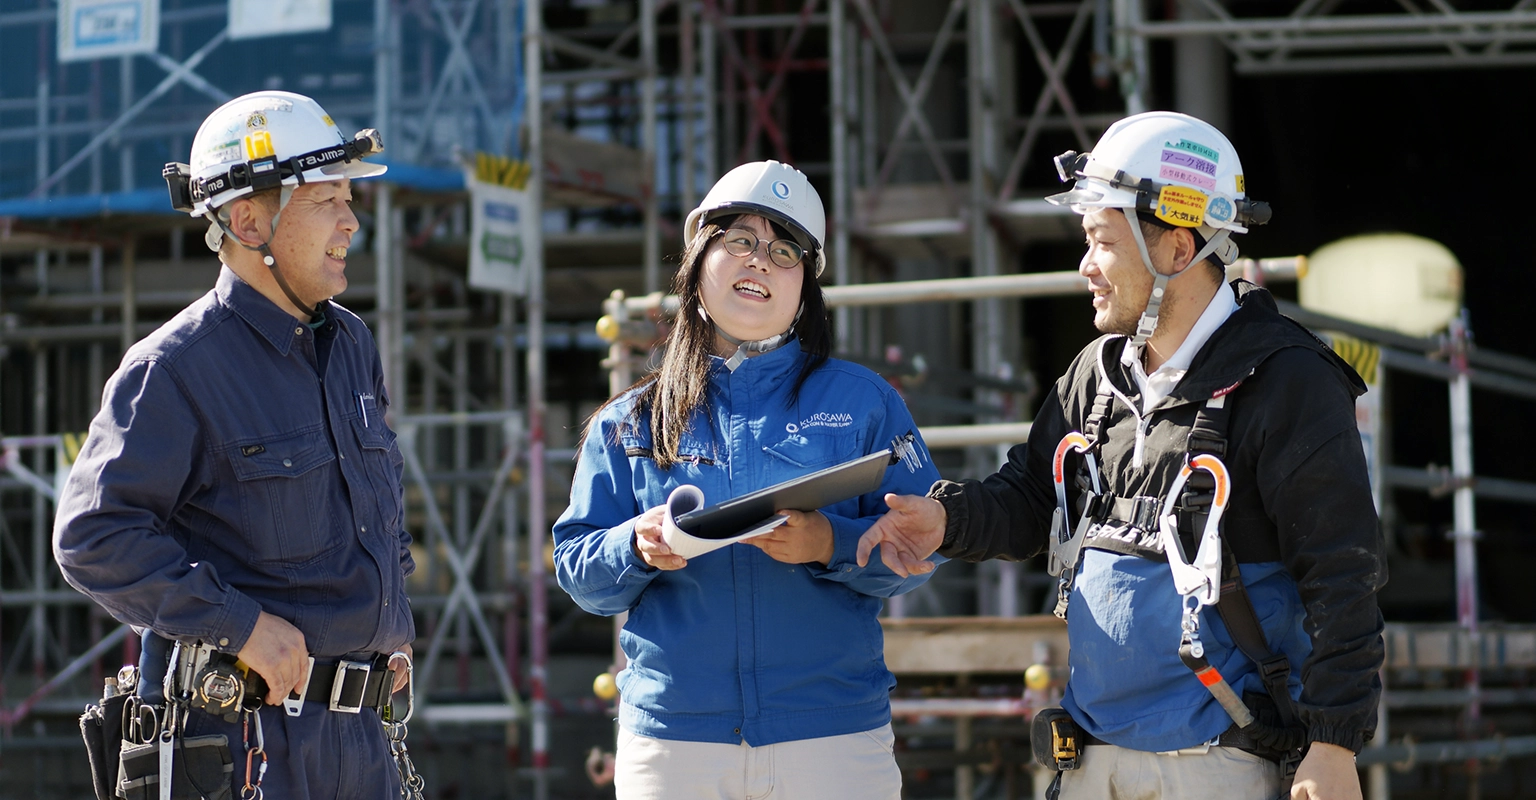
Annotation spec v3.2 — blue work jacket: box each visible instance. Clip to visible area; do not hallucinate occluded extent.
[554,340,942,746]
[54,267,415,659]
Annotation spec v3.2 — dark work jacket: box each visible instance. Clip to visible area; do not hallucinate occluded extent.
[54,267,415,660]
[933,281,1386,753]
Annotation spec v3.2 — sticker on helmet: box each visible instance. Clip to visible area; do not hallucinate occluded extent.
[1205,195,1235,225]
[246,112,267,130]
[252,98,294,114]
[321,115,335,127]
[772,181,791,200]
[1160,149,1216,176]
[1235,174,1245,193]
[201,139,243,167]
[1158,165,1216,191]
[1155,185,1207,228]
[244,131,275,160]
[1164,139,1220,163]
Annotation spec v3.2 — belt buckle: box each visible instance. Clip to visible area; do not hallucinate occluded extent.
[329,659,372,713]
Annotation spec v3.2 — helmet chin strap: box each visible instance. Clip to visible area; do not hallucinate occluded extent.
[1122,208,1231,347]
[699,303,802,372]
[210,186,322,322]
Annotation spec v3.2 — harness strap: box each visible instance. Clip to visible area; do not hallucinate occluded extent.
[1084,377,1116,445]
[1182,391,1308,760]
[1215,546,1304,732]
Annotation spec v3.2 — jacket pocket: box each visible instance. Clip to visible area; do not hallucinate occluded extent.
[762,431,857,483]
[226,426,340,565]
[352,417,404,536]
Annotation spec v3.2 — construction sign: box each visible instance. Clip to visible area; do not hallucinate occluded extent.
[229,0,332,40]
[58,0,160,62]
[467,152,540,295]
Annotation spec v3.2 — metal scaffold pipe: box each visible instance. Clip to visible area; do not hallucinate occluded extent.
[524,1,550,796]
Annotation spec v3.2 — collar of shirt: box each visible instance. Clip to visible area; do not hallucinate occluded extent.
[1121,280,1238,413]
[708,335,803,383]
[215,266,329,357]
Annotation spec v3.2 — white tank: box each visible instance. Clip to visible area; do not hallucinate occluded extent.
[1299,233,1463,338]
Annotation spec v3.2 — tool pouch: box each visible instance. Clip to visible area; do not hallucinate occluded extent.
[80,693,133,800]
[1031,707,1084,771]
[116,735,234,800]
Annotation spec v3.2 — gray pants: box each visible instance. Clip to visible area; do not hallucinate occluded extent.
[1060,743,1282,800]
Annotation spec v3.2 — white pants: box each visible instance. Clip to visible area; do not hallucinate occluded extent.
[614,725,903,800]
[1060,743,1282,800]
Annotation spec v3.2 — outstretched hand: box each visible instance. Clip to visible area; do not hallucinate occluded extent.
[855,493,947,578]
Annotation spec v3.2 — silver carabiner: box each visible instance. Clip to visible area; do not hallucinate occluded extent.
[1048,432,1102,578]
[1157,454,1231,608]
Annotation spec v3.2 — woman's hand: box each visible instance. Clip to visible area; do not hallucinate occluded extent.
[632,505,688,570]
[748,509,835,566]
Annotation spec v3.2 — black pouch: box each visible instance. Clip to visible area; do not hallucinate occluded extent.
[1031,707,1084,771]
[117,734,234,800]
[79,693,132,800]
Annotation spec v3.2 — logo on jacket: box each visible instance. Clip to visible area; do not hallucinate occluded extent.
[787,412,853,434]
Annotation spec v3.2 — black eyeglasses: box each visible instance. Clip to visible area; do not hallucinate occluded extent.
[720,228,804,269]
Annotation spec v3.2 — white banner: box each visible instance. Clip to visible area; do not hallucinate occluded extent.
[58,0,159,63]
[229,0,331,40]
[467,171,538,296]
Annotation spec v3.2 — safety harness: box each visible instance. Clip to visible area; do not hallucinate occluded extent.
[1048,336,1307,773]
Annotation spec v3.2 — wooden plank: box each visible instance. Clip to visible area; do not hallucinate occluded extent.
[881,615,1068,675]
[1383,623,1536,670]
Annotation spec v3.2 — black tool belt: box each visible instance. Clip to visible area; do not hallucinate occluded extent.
[1082,724,1285,764]
[287,653,395,716]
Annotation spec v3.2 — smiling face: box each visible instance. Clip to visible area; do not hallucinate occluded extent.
[1078,208,1163,336]
[699,214,805,353]
[264,179,359,309]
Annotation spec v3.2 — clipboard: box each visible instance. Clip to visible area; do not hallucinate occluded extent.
[670,448,894,543]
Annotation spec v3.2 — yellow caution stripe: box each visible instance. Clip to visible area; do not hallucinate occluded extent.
[1330,333,1381,385]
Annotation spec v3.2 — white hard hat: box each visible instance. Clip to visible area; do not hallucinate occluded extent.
[1047,111,1269,265]
[684,160,827,277]
[166,91,386,219]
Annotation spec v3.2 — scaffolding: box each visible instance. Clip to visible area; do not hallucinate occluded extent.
[3,0,1536,798]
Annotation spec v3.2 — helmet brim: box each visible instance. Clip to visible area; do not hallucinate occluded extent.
[1045,180,1140,211]
[323,160,387,180]
[697,202,819,257]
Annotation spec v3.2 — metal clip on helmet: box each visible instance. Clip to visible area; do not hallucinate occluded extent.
[163,90,388,247]
[684,160,827,277]
[1046,112,1270,344]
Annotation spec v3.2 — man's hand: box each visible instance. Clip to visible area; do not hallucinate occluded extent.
[237,611,309,705]
[748,510,834,565]
[855,493,946,578]
[1291,742,1362,800]
[389,643,414,694]
[633,504,687,570]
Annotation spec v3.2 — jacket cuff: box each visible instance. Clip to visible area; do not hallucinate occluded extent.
[928,480,969,556]
[605,518,658,581]
[212,590,264,655]
[813,513,868,574]
[1308,725,1368,754]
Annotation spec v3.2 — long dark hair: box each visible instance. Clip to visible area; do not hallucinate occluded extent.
[592,215,832,470]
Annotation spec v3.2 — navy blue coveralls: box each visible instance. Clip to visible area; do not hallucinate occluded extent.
[54,266,415,800]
